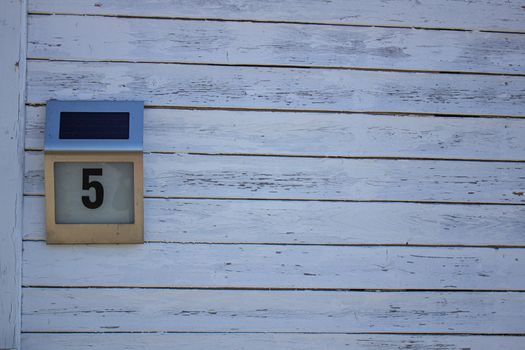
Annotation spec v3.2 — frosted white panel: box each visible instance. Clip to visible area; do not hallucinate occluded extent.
[54,162,134,224]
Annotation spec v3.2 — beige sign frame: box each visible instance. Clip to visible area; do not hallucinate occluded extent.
[45,152,144,244]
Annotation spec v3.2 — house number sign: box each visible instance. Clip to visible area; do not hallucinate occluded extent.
[44,100,144,244]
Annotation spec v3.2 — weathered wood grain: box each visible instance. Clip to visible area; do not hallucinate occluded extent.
[21,0,525,344]
[22,241,525,289]
[25,107,525,160]
[23,196,525,246]
[26,60,525,116]
[27,15,525,74]
[24,151,525,203]
[20,333,525,350]
[0,0,25,348]
[22,288,525,333]
[27,0,525,32]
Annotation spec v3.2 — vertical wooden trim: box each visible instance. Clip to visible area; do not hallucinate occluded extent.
[0,0,26,349]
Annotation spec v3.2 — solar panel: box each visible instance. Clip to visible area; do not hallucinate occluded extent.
[59,112,130,139]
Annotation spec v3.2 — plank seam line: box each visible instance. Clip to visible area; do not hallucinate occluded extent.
[23,148,525,163]
[26,12,525,34]
[26,57,525,77]
[24,104,525,119]
[21,194,525,206]
[150,152,525,163]
[23,103,525,120]
[21,286,525,292]
[157,153,525,163]
[21,239,525,249]
[19,331,525,336]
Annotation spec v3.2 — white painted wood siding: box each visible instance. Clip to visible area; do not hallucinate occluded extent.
[23,197,525,246]
[22,289,525,333]
[27,15,525,74]
[20,333,525,350]
[26,60,525,116]
[25,107,525,160]
[28,0,525,32]
[22,242,525,289]
[22,1,525,349]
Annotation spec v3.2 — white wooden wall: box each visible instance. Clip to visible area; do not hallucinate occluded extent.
[20,1,525,349]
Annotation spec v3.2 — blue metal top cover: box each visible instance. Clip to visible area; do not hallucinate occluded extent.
[44,100,143,152]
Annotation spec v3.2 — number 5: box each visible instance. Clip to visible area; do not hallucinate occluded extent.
[82,168,104,209]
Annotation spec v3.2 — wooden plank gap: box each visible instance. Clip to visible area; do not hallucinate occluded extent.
[24,103,525,119]
[21,193,525,206]
[25,12,479,31]
[25,57,525,77]
[18,331,525,336]
[27,11,525,34]
[20,286,525,293]
[21,148,525,163]
[19,238,525,249]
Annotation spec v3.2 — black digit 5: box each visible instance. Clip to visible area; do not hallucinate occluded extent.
[82,168,104,209]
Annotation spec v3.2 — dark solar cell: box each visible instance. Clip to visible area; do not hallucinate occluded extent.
[59,112,130,139]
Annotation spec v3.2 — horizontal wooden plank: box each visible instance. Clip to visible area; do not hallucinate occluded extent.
[22,288,525,333]
[20,333,525,350]
[23,196,525,246]
[24,152,525,203]
[27,0,525,32]
[27,15,525,74]
[22,241,525,289]
[26,60,525,117]
[25,107,525,160]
